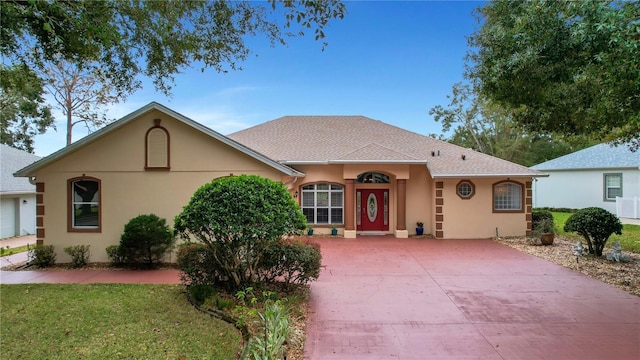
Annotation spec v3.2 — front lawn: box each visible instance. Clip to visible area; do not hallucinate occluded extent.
[0,284,242,359]
[553,212,640,254]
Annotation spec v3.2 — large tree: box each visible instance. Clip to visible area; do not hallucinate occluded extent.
[1,0,345,146]
[0,64,54,152]
[45,58,119,145]
[467,0,640,150]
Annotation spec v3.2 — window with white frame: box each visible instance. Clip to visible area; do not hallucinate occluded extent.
[68,177,101,232]
[301,183,343,224]
[604,173,622,201]
[493,181,523,212]
[456,180,475,199]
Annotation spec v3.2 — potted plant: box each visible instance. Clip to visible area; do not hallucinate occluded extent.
[307,227,314,236]
[534,217,555,245]
[532,210,555,245]
[331,227,338,236]
[416,222,424,236]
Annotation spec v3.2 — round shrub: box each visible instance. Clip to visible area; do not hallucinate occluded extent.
[564,207,622,256]
[174,175,307,290]
[119,214,175,266]
[28,244,56,268]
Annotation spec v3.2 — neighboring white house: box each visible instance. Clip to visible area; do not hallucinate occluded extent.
[530,143,640,218]
[0,144,41,238]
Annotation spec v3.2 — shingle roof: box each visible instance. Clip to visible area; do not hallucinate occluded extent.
[531,143,640,171]
[228,116,541,178]
[14,102,303,178]
[1,144,40,194]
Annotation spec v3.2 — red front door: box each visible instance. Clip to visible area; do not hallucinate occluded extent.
[357,189,388,231]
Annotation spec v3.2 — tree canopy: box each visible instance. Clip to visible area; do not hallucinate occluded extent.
[467,0,640,150]
[0,65,54,152]
[1,0,345,151]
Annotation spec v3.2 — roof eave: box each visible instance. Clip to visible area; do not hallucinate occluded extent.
[431,173,549,179]
[282,160,430,165]
[14,102,303,178]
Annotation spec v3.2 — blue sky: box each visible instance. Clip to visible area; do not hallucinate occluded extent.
[34,1,482,157]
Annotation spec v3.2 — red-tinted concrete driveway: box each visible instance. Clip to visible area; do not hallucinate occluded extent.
[304,237,640,360]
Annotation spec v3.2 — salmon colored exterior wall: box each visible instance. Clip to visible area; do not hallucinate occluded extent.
[34,110,283,263]
[290,164,433,236]
[437,177,531,238]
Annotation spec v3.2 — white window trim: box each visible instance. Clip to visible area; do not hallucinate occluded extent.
[301,183,344,225]
[603,173,623,202]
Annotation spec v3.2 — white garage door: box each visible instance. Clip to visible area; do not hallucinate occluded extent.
[1,198,17,239]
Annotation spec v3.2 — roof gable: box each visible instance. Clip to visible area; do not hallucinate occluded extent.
[1,144,40,193]
[531,143,640,171]
[229,116,542,178]
[14,102,303,178]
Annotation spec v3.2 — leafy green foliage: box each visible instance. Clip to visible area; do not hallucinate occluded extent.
[259,239,321,288]
[249,300,295,360]
[63,245,90,268]
[1,1,345,146]
[174,175,307,290]
[468,0,640,150]
[532,209,554,234]
[176,243,221,286]
[564,207,623,256]
[119,214,175,267]
[28,244,56,268]
[105,245,126,266]
[0,65,54,152]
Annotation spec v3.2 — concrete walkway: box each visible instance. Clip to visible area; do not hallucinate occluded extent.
[0,235,180,284]
[304,237,640,360]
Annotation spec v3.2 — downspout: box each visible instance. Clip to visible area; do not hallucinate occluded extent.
[284,176,298,192]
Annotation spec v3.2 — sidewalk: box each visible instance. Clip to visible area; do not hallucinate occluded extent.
[0,234,181,284]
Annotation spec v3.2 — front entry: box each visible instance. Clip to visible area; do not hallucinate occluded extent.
[356,189,389,231]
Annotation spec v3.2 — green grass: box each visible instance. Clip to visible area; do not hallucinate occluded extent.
[552,212,640,254]
[0,284,242,359]
[0,245,29,257]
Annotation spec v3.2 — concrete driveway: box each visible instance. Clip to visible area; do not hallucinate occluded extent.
[304,237,640,360]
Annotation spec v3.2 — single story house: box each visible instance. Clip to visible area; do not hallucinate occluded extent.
[1,144,40,238]
[15,102,543,262]
[531,143,640,218]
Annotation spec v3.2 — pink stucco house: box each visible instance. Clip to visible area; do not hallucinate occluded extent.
[15,102,542,262]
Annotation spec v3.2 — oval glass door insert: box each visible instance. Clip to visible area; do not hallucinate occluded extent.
[367,193,377,222]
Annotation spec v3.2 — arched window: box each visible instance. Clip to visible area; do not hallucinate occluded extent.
[301,183,344,224]
[145,120,170,169]
[493,181,523,212]
[356,172,390,183]
[68,177,101,232]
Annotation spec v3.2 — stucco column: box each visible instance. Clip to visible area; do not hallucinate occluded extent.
[344,179,355,230]
[396,179,407,231]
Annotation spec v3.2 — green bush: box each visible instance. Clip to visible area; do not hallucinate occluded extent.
[564,207,623,256]
[532,209,554,234]
[175,175,307,290]
[176,243,220,286]
[259,239,321,287]
[119,214,175,267]
[28,244,56,268]
[105,245,127,266]
[63,245,90,268]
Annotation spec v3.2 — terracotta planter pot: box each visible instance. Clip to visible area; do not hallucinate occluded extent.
[540,233,554,245]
